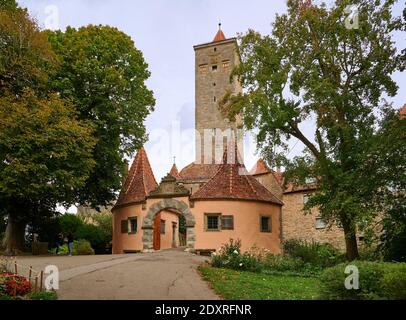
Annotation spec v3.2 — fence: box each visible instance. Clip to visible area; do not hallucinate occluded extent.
[0,256,44,297]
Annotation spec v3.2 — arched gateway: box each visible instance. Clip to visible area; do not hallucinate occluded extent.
[142,198,195,249]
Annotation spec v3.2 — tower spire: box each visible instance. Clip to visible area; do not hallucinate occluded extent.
[213,23,226,42]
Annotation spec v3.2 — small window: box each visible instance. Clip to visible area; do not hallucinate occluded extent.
[121,220,128,233]
[315,217,327,229]
[214,47,217,52]
[212,65,218,72]
[199,64,208,74]
[214,96,217,102]
[160,220,166,234]
[213,82,216,86]
[303,194,310,204]
[260,216,271,233]
[221,215,234,230]
[128,217,137,234]
[205,214,220,231]
[222,60,230,69]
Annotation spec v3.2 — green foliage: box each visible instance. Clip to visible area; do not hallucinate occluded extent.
[75,224,106,254]
[211,239,263,272]
[283,239,344,268]
[26,291,57,300]
[59,214,83,236]
[319,261,406,300]
[221,0,405,260]
[56,239,94,255]
[47,25,155,207]
[0,1,96,253]
[0,0,18,11]
[74,239,95,255]
[199,266,320,300]
[262,254,318,276]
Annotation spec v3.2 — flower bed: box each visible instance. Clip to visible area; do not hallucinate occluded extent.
[0,272,31,296]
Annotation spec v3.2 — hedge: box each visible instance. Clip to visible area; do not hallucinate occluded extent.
[319,261,406,300]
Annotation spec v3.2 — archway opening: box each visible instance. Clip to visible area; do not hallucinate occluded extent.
[142,198,195,250]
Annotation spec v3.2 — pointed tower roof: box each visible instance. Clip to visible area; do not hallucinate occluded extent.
[400,103,406,119]
[169,163,181,180]
[113,148,157,209]
[190,143,283,205]
[249,159,271,176]
[213,23,226,42]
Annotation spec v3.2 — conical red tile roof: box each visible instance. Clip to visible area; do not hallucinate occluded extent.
[213,29,226,42]
[114,148,157,208]
[190,143,283,205]
[169,163,181,180]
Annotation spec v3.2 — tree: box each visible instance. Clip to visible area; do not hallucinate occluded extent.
[0,6,96,254]
[359,107,406,261]
[47,25,155,207]
[0,90,96,253]
[221,0,404,260]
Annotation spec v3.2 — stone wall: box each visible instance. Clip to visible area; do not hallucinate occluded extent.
[194,39,243,164]
[282,191,346,250]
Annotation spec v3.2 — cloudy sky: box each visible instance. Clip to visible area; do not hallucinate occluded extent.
[19,0,406,185]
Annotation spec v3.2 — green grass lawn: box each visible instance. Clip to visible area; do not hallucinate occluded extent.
[199,266,320,300]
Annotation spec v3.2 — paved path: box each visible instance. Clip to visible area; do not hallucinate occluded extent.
[14,249,219,300]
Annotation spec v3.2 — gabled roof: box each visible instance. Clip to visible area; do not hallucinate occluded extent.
[113,148,157,209]
[169,163,181,180]
[190,143,283,205]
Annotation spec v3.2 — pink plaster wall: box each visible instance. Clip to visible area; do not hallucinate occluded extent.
[113,197,281,254]
[112,204,144,253]
[192,200,282,253]
[159,210,179,250]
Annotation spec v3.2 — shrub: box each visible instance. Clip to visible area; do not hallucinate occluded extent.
[380,263,406,300]
[52,239,94,255]
[262,254,319,276]
[75,224,106,254]
[319,261,406,300]
[59,214,83,235]
[283,239,343,268]
[74,239,94,255]
[211,239,262,272]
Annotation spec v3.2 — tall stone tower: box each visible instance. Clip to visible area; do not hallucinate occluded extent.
[194,24,243,164]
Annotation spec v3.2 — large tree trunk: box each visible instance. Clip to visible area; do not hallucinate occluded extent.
[342,219,359,261]
[1,214,26,255]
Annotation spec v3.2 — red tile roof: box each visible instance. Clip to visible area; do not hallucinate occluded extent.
[190,144,283,205]
[169,163,181,180]
[114,148,157,208]
[400,103,406,119]
[213,29,226,42]
[249,159,270,176]
[179,163,221,182]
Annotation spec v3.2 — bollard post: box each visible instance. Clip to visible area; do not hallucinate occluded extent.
[40,271,44,291]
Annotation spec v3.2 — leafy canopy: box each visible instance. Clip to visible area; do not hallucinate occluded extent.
[221,0,404,259]
[47,25,155,207]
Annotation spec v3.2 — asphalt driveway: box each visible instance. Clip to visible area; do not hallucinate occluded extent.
[14,249,219,300]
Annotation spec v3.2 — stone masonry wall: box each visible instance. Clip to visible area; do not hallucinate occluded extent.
[194,39,242,164]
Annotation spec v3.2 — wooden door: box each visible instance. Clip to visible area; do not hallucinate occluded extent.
[153,213,161,250]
